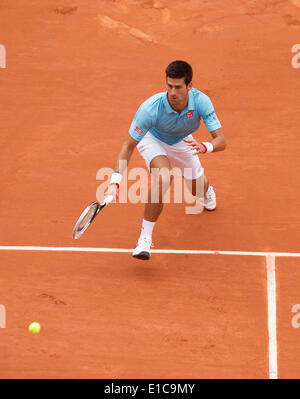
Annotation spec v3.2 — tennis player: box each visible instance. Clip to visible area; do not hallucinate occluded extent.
[108,61,226,260]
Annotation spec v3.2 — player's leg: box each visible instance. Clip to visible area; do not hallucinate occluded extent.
[133,133,172,260]
[188,174,209,196]
[133,154,173,260]
[165,134,216,211]
[187,174,216,211]
[144,155,173,221]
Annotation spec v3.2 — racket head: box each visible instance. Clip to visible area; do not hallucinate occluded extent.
[72,201,100,239]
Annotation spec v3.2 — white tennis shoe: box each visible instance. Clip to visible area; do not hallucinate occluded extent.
[204,185,216,211]
[132,235,153,260]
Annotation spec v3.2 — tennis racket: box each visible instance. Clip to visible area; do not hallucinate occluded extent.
[72,195,114,239]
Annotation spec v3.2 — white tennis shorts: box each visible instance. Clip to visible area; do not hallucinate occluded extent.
[136,132,203,180]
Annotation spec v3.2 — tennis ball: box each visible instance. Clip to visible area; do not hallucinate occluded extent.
[28,322,41,334]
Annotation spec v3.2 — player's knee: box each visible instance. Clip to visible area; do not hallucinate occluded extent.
[152,168,172,184]
[159,171,173,192]
[151,168,173,199]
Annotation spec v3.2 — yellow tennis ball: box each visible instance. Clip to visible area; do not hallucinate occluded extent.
[29,322,41,334]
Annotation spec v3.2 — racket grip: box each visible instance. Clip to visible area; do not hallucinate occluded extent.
[103,195,115,205]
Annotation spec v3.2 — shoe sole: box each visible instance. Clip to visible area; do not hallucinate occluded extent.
[132,251,150,260]
[204,206,216,211]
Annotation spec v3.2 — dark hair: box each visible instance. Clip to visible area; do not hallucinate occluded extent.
[165,60,193,86]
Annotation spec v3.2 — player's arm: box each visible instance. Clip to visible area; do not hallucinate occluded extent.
[108,100,153,198]
[209,128,226,152]
[107,136,138,199]
[113,136,139,173]
[184,129,226,155]
[184,93,226,154]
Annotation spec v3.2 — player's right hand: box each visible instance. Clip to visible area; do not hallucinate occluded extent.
[107,183,119,202]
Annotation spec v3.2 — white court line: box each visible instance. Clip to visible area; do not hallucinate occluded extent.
[0,246,299,257]
[266,255,278,379]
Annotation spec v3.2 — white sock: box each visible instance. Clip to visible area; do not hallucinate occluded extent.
[141,219,156,238]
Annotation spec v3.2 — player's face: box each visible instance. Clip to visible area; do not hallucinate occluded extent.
[166,77,192,109]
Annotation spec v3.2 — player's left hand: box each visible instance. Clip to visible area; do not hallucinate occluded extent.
[106,183,119,203]
[183,138,207,155]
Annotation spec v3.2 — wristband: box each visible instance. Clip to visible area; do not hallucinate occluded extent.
[109,171,122,188]
[200,142,214,153]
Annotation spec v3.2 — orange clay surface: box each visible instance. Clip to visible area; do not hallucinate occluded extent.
[0,0,300,378]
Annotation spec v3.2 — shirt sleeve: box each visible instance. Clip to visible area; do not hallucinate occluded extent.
[129,103,153,142]
[198,94,222,132]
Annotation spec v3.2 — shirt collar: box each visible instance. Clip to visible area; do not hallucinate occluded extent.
[187,89,195,111]
[163,89,195,114]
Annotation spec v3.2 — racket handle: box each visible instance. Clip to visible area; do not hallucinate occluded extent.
[103,195,114,205]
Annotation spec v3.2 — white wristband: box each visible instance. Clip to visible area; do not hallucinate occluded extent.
[109,171,122,188]
[201,142,214,153]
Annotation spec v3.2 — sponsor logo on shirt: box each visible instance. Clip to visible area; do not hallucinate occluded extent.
[204,111,216,119]
[186,111,193,118]
[135,126,143,134]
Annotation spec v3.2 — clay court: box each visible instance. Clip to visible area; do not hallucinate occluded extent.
[0,0,300,379]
